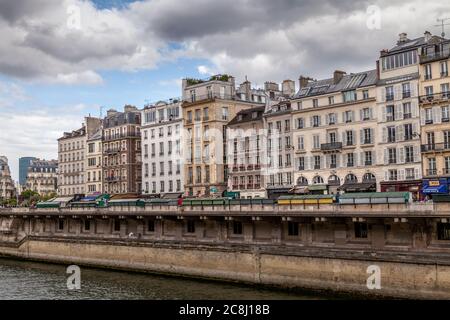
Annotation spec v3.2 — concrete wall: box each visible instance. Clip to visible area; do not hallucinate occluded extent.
[1,238,450,299]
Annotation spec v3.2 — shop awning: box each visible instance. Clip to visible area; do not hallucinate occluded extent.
[338,182,376,192]
[422,185,448,194]
[289,186,309,194]
[308,184,328,191]
[161,193,183,199]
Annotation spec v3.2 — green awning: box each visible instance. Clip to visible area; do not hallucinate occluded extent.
[308,185,328,191]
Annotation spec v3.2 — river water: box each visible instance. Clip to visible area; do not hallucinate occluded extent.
[0,258,330,300]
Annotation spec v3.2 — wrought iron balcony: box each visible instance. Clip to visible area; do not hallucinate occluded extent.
[421,143,450,152]
[420,50,450,64]
[320,142,342,151]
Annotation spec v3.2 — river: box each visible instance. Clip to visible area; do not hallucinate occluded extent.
[0,258,331,300]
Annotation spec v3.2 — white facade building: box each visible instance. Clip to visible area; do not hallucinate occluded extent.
[141,100,184,196]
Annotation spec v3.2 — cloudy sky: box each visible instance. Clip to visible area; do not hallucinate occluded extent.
[1,0,450,181]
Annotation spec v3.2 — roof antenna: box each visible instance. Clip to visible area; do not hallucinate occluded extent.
[435,17,450,38]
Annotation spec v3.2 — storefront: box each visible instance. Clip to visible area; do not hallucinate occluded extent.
[338,182,376,193]
[380,180,422,201]
[307,184,329,195]
[422,178,450,199]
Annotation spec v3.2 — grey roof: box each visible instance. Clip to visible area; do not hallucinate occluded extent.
[384,35,448,54]
[104,110,141,129]
[228,106,265,126]
[293,69,377,99]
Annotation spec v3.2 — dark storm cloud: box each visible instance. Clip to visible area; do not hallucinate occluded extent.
[0,0,55,24]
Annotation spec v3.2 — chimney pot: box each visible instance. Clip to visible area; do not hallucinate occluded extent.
[333,70,346,85]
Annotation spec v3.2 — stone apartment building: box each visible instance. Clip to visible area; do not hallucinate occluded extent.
[57,117,102,196]
[141,100,184,196]
[85,128,103,194]
[102,106,141,195]
[418,35,450,195]
[25,159,58,197]
[182,75,267,197]
[227,106,266,198]
[376,32,430,197]
[0,156,15,201]
[290,70,378,194]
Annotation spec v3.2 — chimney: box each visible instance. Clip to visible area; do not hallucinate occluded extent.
[106,109,117,117]
[299,76,310,89]
[424,31,432,42]
[239,79,252,100]
[124,105,138,112]
[282,80,296,97]
[398,32,408,44]
[333,70,346,84]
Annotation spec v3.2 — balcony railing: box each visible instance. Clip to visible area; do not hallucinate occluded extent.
[386,94,394,101]
[426,169,437,176]
[420,50,450,63]
[419,92,450,104]
[402,91,411,99]
[320,142,342,151]
[183,93,237,104]
[421,143,450,152]
[103,133,140,141]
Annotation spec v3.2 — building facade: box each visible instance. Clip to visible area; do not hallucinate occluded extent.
[25,159,58,197]
[290,70,378,194]
[417,36,450,196]
[141,100,184,196]
[227,106,266,198]
[376,32,434,197]
[182,75,267,197]
[86,128,103,194]
[58,117,102,196]
[19,157,37,186]
[102,106,141,195]
[0,156,15,201]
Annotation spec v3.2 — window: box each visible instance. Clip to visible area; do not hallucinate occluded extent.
[345,130,354,145]
[402,83,411,98]
[297,101,302,110]
[88,143,95,153]
[363,90,369,100]
[388,169,398,181]
[361,108,370,121]
[84,219,90,231]
[441,61,449,77]
[203,107,209,120]
[114,219,120,232]
[58,219,64,231]
[425,108,433,124]
[425,86,434,97]
[328,113,336,124]
[424,64,432,80]
[187,220,195,233]
[195,109,201,121]
[443,106,450,122]
[387,126,396,143]
[345,174,357,183]
[329,154,337,168]
[354,222,368,239]
[405,168,415,180]
[312,115,320,127]
[364,151,372,165]
[328,96,334,105]
[288,222,299,236]
[313,156,321,169]
[232,221,243,235]
[381,50,417,70]
[297,157,305,170]
[343,90,357,102]
[222,107,229,120]
[386,105,395,121]
[296,118,304,129]
[404,123,413,140]
[403,102,412,119]
[147,220,155,232]
[346,153,354,167]
[285,119,290,132]
[297,136,304,150]
[313,99,319,108]
[386,86,394,101]
[363,128,372,144]
[313,175,324,184]
[388,148,397,164]
[313,135,320,149]
[405,146,414,163]
[428,158,437,176]
[344,110,353,122]
[438,223,450,240]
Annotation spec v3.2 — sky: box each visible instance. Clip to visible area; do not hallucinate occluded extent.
[1,0,450,181]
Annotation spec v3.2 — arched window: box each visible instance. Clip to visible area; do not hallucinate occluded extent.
[345,174,358,183]
[296,176,308,186]
[312,176,324,184]
[363,173,376,182]
[328,175,340,186]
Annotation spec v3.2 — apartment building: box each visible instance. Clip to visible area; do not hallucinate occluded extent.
[57,117,102,196]
[102,106,141,195]
[418,35,450,195]
[0,156,15,201]
[182,75,267,197]
[25,159,58,197]
[227,106,266,198]
[376,32,431,197]
[264,100,295,198]
[290,70,378,194]
[86,128,103,194]
[141,100,183,196]
[19,157,37,186]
